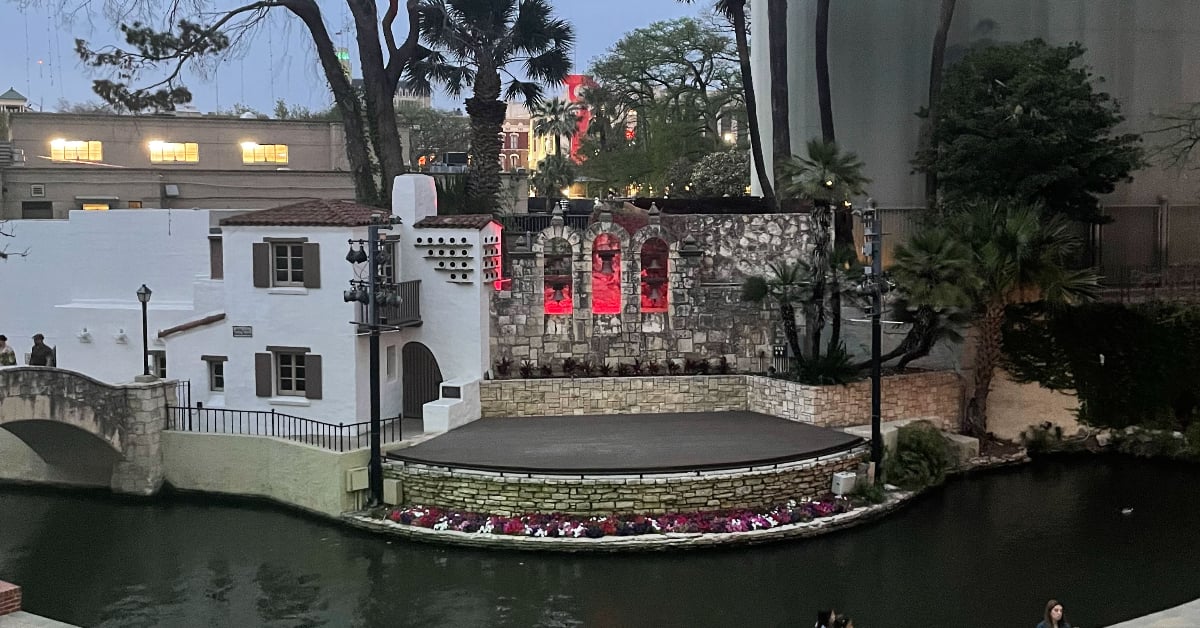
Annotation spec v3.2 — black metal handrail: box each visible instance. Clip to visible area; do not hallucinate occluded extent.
[167,404,404,452]
[497,214,591,234]
[357,279,421,328]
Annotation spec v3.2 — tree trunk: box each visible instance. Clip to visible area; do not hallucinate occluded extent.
[767,0,791,194]
[964,302,1004,436]
[815,0,835,144]
[285,0,378,204]
[808,204,832,359]
[827,270,842,355]
[780,300,805,373]
[348,0,408,207]
[731,3,777,211]
[466,68,506,212]
[925,0,957,208]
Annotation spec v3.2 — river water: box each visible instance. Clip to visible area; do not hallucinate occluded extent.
[2,456,1199,628]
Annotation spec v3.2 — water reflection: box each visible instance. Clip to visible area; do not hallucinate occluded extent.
[2,457,1199,627]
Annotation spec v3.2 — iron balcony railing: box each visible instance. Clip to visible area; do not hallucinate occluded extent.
[356,279,422,328]
[167,403,405,452]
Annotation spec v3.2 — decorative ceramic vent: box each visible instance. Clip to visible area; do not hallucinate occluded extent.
[413,234,476,284]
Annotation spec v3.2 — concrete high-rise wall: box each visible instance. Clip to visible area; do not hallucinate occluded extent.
[749,0,1200,208]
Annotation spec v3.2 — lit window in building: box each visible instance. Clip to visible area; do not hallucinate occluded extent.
[81,203,110,211]
[640,238,669,312]
[148,141,199,163]
[241,142,289,164]
[543,237,573,314]
[591,234,621,315]
[50,139,102,162]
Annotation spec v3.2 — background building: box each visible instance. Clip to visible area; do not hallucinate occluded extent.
[500,102,531,173]
[0,112,413,219]
[748,0,1200,209]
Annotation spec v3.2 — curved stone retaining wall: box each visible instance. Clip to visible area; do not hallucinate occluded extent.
[387,446,866,517]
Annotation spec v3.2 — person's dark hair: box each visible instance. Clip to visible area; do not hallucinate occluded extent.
[0,335,7,342]
[1044,599,1065,627]
[816,610,833,627]
[32,333,44,341]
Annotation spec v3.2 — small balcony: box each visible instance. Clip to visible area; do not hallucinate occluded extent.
[355,279,422,329]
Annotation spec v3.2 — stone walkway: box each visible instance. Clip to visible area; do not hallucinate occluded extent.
[0,612,77,627]
[1105,598,1200,627]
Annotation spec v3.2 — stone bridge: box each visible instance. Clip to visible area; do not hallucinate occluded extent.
[0,367,175,495]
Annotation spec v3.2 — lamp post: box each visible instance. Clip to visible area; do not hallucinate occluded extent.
[345,215,400,506]
[135,284,152,378]
[860,200,885,481]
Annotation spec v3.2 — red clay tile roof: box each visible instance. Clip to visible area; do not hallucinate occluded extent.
[220,199,390,227]
[413,214,496,230]
[158,313,226,338]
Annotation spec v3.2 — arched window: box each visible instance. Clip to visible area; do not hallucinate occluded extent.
[509,133,519,149]
[640,238,669,312]
[543,238,573,314]
[591,234,621,314]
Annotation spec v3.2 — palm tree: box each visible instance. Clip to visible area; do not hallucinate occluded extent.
[945,200,1100,436]
[678,0,777,210]
[777,139,870,357]
[767,0,791,197]
[530,154,576,197]
[530,98,581,157]
[741,260,810,373]
[924,0,958,206]
[578,84,623,154]
[413,0,574,212]
[815,0,835,144]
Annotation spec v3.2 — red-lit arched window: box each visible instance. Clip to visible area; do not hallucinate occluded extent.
[640,238,669,312]
[543,238,573,314]
[591,234,622,314]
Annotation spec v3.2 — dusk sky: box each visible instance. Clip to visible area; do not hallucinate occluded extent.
[0,1,705,113]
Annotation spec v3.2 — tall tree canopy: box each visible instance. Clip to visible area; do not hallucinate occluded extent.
[409,0,574,212]
[73,0,426,206]
[915,39,1143,223]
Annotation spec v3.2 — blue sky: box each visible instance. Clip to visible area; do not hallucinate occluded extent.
[0,0,703,113]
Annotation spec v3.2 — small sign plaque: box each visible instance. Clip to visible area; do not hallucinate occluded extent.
[232,326,253,338]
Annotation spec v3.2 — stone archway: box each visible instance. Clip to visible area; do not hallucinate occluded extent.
[0,367,174,495]
[402,343,443,419]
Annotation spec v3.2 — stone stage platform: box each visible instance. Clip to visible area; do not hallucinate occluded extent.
[386,411,864,474]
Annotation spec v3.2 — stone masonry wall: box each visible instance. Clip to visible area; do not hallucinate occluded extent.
[748,371,962,430]
[478,375,746,417]
[391,447,866,516]
[491,211,809,374]
[479,372,961,428]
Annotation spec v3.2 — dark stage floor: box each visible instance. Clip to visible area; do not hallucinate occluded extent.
[387,411,864,473]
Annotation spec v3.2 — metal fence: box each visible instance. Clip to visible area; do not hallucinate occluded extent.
[167,401,405,452]
[497,214,591,234]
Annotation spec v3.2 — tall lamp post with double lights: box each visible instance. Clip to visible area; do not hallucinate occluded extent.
[344,214,402,506]
[135,284,153,379]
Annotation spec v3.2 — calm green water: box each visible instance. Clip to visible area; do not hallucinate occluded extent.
[2,457,1199,628]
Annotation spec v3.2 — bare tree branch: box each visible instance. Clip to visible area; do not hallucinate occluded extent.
[1148,103,1200,169]
[1,221,30,261]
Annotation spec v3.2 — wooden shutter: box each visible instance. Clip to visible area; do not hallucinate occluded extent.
[209,237,224,280]
[255,352,273,397]
[304,354,323,399]
[252,242,270,287]
[302,243,321,288]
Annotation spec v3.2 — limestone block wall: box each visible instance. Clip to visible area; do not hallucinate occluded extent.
[491,212,809,372]
[748,371,962,429]
[391,447,866,516]
[478,375,746,417]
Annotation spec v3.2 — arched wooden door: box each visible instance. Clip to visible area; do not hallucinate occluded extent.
[402,342,443,419]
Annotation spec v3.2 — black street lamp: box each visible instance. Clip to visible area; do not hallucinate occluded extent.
[345,215,401,506]
[858,200,892,482]
[136,284,152,377]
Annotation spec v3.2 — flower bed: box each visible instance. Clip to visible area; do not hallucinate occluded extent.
[376,495,854,539]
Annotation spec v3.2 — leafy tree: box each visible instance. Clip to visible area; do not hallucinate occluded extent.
[578,83,626,155]
[678,0,777,209]
[54,99,116,114]
[938,200,1099,436]
[411,0,574,212]
[529,154,575,198]
[394,103,471,167]
[777,139,870,358]
[688,149,749,197]
[915,39,1144,223]
[530,98,580,157]
[71,0,425,206]
[272,99,339,121]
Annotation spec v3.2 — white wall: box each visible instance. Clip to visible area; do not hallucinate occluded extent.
[750,0,1200,207]
[0,209,211,383]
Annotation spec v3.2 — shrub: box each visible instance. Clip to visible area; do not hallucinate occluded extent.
[518,360,534,379]
[631,358,644,376]
[1020,422,1065,455]
[646,360,662,375]
[1114,428,1190,459]
[562,357,579,377]
[494,357,513,378]
[579,360,595,377]
[667,360,681,375]
[849,480,886,507]
[616,363,633,377]
[716,356,733,375]
[884,421,953,491]
[537,363,554,378]
[598,363,613,377]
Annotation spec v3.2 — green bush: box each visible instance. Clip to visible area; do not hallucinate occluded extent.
[848,480,886,506]
[1114,429,1190,459]
[883,421,954,491]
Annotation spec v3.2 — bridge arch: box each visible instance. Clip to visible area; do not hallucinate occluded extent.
[0,367,175,495]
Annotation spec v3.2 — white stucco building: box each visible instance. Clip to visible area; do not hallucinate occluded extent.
[0,176,497,431]
[749,0,1200,208]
